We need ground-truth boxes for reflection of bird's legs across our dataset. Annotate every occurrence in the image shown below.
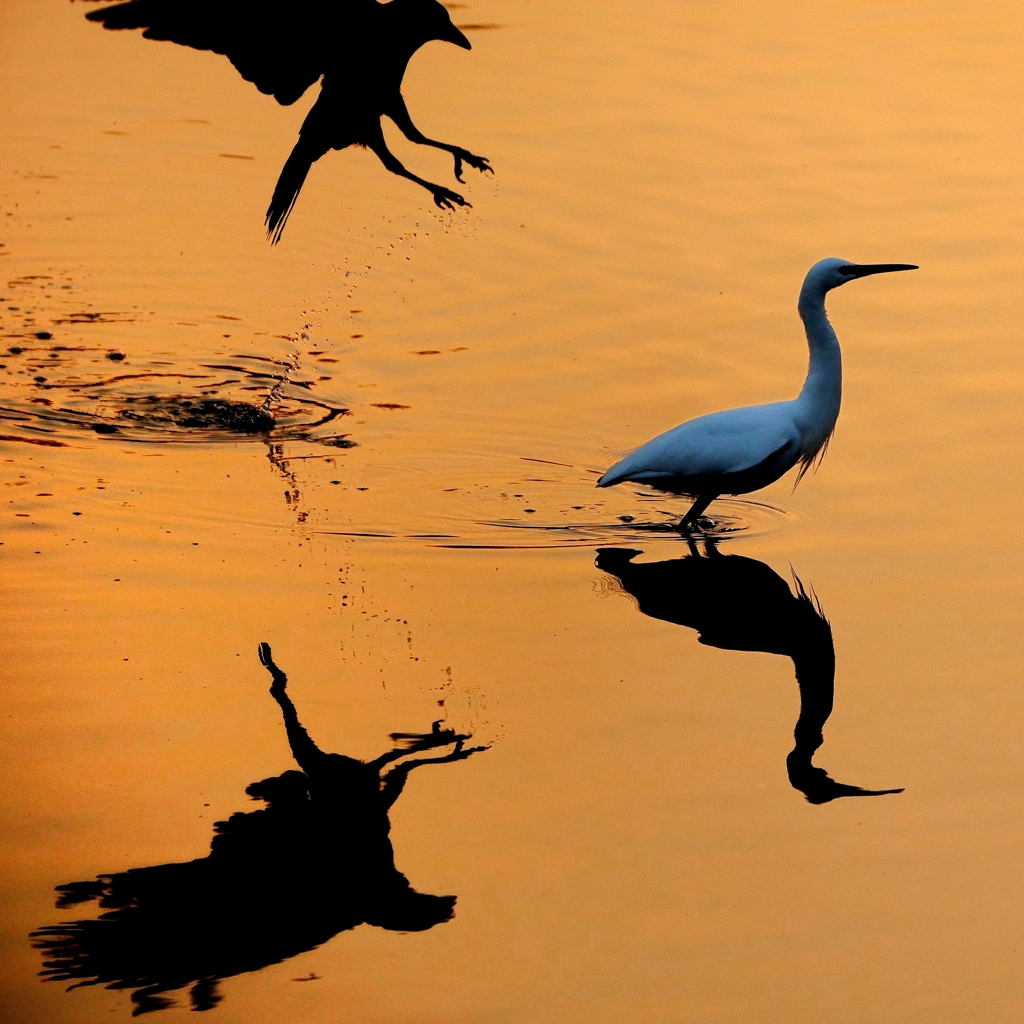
[366,725,472,773]
[679,493,717,532]
[366,125,469,211]
[396,738,491,770]
[387,98,492,182]
[379,738,489,810]
[257,642,332,773]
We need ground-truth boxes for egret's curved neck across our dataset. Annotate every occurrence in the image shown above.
[795,281,842,442]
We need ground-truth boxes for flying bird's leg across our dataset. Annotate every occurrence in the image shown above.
[387,98,492,183]
[366,127,470,211]
[678,494,717,533]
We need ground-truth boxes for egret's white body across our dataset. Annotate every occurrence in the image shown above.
[597,258,917,526]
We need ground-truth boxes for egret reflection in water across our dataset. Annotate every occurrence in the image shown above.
[31,643,488,1015]
[595,544,903,804]
[86,0,493,242]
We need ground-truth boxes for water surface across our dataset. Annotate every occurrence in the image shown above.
[2,1,1024,1021]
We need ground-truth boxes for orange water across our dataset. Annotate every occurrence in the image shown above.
[2,1,1023,1021]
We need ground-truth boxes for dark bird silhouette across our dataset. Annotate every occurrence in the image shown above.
[85,0,493,242]
[595,543,904,804]
[31,643,488,1015]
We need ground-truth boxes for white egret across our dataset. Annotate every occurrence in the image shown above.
[597,258,918,528]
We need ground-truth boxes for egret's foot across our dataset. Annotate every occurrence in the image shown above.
[675,514,717,535]
[452,149,492,182]
[431,185,470,210]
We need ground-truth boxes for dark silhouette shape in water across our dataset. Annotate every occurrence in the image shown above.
[595,543,904,804]
[86,0,492,242]
[31,642,488,1015]
[118,397,276,434]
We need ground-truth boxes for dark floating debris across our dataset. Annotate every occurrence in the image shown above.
[117,397,275,434]
[1,343,353,452]
[35,331,52,340]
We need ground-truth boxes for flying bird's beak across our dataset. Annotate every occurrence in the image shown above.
[442,23,472,49]
[843,263,919,278]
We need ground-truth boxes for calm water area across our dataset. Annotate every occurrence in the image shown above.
[2,1,1023,1020]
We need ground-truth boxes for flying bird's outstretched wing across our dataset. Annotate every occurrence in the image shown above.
[85,0,372,105]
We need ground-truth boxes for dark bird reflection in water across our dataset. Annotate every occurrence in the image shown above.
[31,643,488,1015]
[86,0,493,242]
[595,544,903,804]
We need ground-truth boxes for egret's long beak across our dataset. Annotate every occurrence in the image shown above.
[843,263,919,278]
[441,23,472,49]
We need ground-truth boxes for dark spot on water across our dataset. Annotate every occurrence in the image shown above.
[618,515,635,523]
[35,331,52,340]
[106,352,126,361]
[118,398,274,434]
[33,376,46,383]
[92,422,118,434]
[8,347,22,354]
[321,435,355,448]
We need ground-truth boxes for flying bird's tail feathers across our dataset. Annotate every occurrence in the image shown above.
[266,137,326,245]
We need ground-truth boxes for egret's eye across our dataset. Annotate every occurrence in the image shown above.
[836,265,859,277]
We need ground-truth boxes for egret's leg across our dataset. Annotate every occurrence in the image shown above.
[679,493,717,531]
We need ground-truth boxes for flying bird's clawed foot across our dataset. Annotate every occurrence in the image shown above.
[432,185,470,211]
[451,149,492,183]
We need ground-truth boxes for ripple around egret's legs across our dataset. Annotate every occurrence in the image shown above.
[468,498,793,548]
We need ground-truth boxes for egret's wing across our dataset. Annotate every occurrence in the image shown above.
[86,0,371,105]
[600,403,800,485]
